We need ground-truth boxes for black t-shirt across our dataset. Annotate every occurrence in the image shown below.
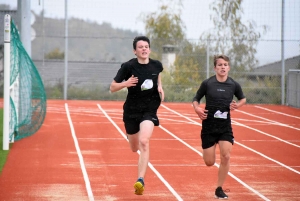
[114,58,163,113]
[193,75,245,121]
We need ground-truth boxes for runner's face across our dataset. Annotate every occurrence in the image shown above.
[214,58,230,77]
[134,40,150,59]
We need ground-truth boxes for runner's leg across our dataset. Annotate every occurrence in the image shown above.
[137,120,154,178]
[217,141,232,187]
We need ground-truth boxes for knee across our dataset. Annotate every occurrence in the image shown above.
[220,153,230,164]
[203,152,216,166]
[131,148,139,152]
[139,138,149,150]
[129,144,139,152]
[204,160,215,166]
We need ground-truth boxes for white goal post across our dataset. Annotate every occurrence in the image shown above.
[3,14,11,150]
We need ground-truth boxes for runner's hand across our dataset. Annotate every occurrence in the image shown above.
[195,107,208,120]
[230,100,238,110]
[126,75,138,87]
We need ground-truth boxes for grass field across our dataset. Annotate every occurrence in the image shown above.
[0,109,10,174]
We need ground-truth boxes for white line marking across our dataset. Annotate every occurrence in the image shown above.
[254,105,300,119]
[65,103,94,201]
[77,137,198,141]
[162,104,299,200]
[97,104,183,201]
[158,125,271,201]
[236,110,300,131]
[160,117,199,124]
[234,140,300,175]
[161,104,202,126]
[232,118,276,124]
[232,119,300,148]
[162,104,300,174]
[161,105,203,127]
[241,140,300,142]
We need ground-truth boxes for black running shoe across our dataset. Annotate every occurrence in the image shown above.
[215,186,228,199]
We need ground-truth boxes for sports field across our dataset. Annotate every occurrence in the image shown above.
[0,100,300,200]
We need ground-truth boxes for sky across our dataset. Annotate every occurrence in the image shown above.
[2,0,299,65]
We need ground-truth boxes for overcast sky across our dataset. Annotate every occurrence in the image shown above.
[2,0,299,65]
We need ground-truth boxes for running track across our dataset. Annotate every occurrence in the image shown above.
[0,100,300,200]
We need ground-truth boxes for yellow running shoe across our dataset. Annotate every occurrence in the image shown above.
[134,178,145,195]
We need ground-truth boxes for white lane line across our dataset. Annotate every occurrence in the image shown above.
[234,139,300,175]
[77,138,199,141]
[232,119,300,148]
[159,117,199,124]
[241,140,300,142]
[162,104,300,174]
[232,118,276,124]
[97,104,183,201]
[162,104,300,201]
[65,103,94,201]
[161,104,202,126]
[254,105,300,119]
[236,110,300,131]
[158,125,271,201]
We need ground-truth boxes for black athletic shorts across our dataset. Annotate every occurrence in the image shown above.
[123,112,159,134]
[201,119,234,149]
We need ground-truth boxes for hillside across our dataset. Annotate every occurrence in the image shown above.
[31,12,142,62]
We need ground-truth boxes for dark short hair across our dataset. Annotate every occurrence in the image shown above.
[133,36,150,50]
[213,54,230,66]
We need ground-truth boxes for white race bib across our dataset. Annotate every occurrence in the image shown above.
[214,110,228,119]
[141,79,153,91]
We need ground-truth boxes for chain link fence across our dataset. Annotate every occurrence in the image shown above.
[0,0,299,105]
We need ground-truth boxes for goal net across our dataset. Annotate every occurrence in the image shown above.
[3,15,47,149]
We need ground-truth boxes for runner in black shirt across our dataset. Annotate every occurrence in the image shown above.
[192,54,246,199]
[110,36,164,195]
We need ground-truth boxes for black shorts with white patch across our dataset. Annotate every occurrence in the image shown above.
[123,112,159,134]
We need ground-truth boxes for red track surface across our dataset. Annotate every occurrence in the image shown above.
[0,100,300,200]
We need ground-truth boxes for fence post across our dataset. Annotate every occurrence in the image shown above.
[3,14,11,150]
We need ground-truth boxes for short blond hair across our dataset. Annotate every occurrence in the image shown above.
[214,54,230,66]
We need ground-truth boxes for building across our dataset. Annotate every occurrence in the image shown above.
[250,55,300,77]
[161,44,176,72]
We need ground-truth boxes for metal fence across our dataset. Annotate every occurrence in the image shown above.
[0,0,299,104]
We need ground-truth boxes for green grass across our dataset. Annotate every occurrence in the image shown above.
[0,108,10,174]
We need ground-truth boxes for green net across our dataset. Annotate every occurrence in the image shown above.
[9,20,47,141]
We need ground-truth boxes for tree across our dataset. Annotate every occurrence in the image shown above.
[172,41,207,91]
[141,0,186,60]
[201,0,268,72]
[45,48,64,60]
[141,0,207,101]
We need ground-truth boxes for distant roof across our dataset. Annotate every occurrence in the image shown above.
[253,55,300,76]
